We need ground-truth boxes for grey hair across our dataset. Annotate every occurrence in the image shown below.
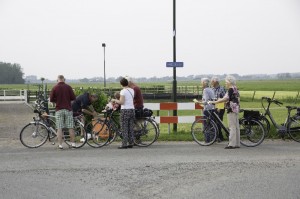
[211,76,219,83]
[201,78,210,87]
[225,75,236,85]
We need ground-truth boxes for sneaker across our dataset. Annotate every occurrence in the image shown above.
[58,145,63,149]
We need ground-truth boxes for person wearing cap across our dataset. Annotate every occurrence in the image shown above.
[210,75,240,149]
[211,76,226,142]
[50,75,76,149]
[125,76,144,109]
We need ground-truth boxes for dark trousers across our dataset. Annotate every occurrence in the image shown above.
[216,109,225,140]
[120,109,135,146]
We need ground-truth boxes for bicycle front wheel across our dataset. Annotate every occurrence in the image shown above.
[191,117,218,146]
[64,121,87,148]
[20,122,49,148]
[287,118,300,142]
[240,119,265,147]
[134,118,159,147]
[85,119,111,148]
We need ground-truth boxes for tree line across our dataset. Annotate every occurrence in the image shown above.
[0,62,25,84]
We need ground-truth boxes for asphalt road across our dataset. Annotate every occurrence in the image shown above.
[0,103,300,199]
[0,140,299,199]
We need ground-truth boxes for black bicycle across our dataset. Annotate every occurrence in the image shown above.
[85,108,160,147]
[242,97,300,142]
[191,109,265,147]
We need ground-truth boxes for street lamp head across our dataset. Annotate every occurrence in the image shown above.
[102,43,106,47]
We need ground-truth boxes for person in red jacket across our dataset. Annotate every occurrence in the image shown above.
[50,75,76,149]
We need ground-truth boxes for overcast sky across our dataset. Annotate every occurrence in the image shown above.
[1,0,300,80]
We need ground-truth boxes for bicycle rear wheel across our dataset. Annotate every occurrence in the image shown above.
[64,121,87,148]
[20,122,49,148]
[85,119,111,148]
[191,118,217,146]
[287,118,300,142]
[240,119,265,147]
[134,118,159,147]
[259,116,270,137]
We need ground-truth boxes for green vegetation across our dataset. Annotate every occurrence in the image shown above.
[0,62,24,84]
[1,79,299,141]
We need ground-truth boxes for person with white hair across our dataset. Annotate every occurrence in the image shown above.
[125,76,144,109]
[210,75,240,149]
[200,77,215,143]
[211,76,226,142]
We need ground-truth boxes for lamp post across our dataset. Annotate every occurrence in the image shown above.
[102,43,106,87]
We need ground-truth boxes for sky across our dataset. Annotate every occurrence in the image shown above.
[1,0,300,80]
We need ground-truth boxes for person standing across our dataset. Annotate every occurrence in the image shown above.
[211,75,240,149]
[50,75,76,149]
[125,76,144,109]
[111,77,135,149]
[211,76,226,142]
[201,78,215,143]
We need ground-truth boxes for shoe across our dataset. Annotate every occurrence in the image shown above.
[70,143,76,149]
[127,145,133,148]
[58,145,63,150]
[224,146,235,149]
[118,146,128,149]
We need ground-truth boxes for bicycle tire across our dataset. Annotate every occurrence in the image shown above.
[20,122,49,148]
[240,119,265,147]
[134,118,159,147]
[259,116,270,137]
[85,119,111,148]
[191,117,218,146]
[287,118,300,142]
[46,118,57,140]
[64,120,87,148]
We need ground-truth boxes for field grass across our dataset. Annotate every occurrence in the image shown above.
[1,79,299,142]
[1,79,300,91]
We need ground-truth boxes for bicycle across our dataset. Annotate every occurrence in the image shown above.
[242,97,300,142]
[85,108,160,147]
[20,108,87,148]
[191,108,265,147]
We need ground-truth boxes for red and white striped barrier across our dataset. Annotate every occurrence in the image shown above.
[144,102,203,124]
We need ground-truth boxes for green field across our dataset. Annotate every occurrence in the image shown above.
[1,79,300,141]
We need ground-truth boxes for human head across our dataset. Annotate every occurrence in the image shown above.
[120,77,129,87]
[210,76,220,88]
[114,91,120,100]
[225,75,236,86]
[201,77,210,88]
[89,93,98,102]
[57,75,65,82]
[125,76,133,86]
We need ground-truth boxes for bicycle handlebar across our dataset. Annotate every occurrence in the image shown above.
[261,97,283,106]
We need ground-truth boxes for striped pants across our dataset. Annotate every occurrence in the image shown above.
[120,109,135,146]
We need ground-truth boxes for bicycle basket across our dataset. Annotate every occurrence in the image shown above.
[243,110,260,119]
[92,121,109,139]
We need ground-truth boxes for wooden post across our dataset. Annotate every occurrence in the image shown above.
[252,91,256,101]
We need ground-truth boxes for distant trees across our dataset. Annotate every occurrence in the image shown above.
[0,62,25,84]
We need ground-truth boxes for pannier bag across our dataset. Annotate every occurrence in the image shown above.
[92,121,109,139]
[243,110,261,120]
[135,108,153,118]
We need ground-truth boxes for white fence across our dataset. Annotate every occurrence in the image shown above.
[0,90,27,101]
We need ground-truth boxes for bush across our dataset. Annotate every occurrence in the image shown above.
[74,87,108,122]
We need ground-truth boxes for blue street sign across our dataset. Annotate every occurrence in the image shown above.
[166,62,184,67]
